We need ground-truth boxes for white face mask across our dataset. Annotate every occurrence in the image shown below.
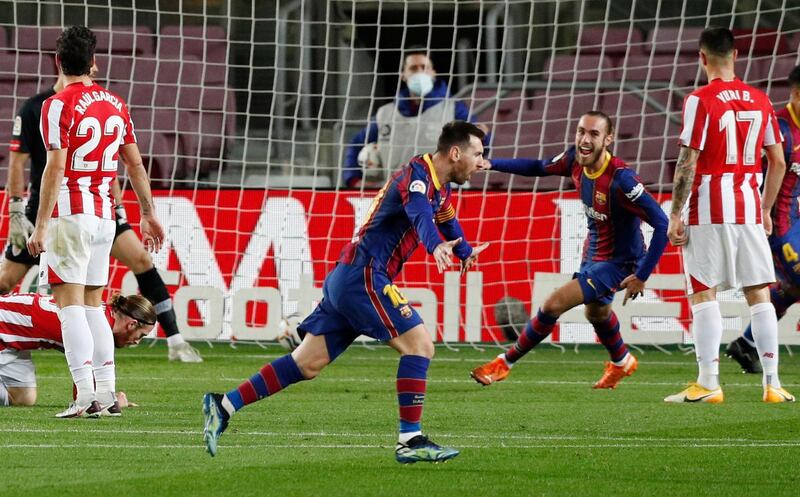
[407,72,434,97]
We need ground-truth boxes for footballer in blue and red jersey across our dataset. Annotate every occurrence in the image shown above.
[470,112,668,390]
[203,122,486,463]
[490,146,669,305]
[299,153,474,357]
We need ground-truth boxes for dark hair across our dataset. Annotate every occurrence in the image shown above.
[56,25,96,76]
[583,110,615,135]
[109,294,157,327]
[437,120,485,154]
[403,46,431,68]
[788,65,800,88]
[699,27,735,57]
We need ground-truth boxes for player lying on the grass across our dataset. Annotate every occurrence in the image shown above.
[470,111,668,389]
[725,64,800,375]
[2,58,200,363]
[203,120,489,464]
[0,293,155,414]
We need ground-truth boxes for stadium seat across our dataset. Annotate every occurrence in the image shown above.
[733,29,791,56]
[578,26,645,56]
[645,26,705,56]
[0,26,7,51]
[158,25,227,63]
[545,54,619,82]
[94,54,135,85]
[13,25,62,52]
[0,52,57,82]
[93,26,155,55]
[127,108,182,188]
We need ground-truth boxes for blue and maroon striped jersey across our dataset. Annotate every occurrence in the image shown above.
[339,153,472,279]
[491,146,668,281]
[772,104,800,239]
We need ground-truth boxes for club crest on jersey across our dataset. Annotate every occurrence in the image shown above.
[595,191,607,205]
[625,182,644,202]
[399,305,413,319]
[409,180,426,195]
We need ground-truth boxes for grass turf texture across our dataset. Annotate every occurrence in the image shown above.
[2,342,798,497]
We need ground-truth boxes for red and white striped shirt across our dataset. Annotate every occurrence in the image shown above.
[39,81,136,220]
[0,294,64,352]
[679,78,781,225]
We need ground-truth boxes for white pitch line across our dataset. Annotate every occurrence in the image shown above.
[2,427,799,445]
[29,374,800,388]
[111,352,701,366]
[3,442,799,450]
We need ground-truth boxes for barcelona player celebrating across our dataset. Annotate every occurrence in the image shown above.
[203,121,489,463]
[471,111,668,389]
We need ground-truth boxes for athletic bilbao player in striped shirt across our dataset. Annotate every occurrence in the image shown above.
[0,293,155,412]
[665,27,794,404]
[26,26,165,418]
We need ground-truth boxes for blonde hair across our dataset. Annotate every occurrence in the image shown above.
[108,294,156,327]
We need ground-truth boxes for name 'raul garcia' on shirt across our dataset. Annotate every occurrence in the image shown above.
[75,90,123,115]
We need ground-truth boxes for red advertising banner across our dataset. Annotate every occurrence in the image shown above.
[1,189,701,342]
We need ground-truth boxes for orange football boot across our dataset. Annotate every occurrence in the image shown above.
[470,356,511,386]
[593,354,638,389]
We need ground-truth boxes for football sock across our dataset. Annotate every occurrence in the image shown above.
[498,353,514,368]
[591,312,629,364]
[750,302,781,388]
[85,306,116,406]
[505,309,558,363]
[224,354,305,414]
[0,382,9,406]
[397,355,429,443]
[691,301,722,390]
[742,286,796,346]
[136,267,182,338]
[166,334,186,347]
[59,305,96,405]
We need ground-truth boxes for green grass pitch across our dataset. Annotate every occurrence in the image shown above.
[2,342,798,497]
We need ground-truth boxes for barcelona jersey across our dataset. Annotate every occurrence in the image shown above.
[340,153,472,279]
[491,146,668,282]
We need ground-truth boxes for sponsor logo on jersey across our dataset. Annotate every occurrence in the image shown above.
[409,180,427,194]
[583,204,608,221]
[12,116,22,136]
[625,182,645,202]
[595,191,606,205]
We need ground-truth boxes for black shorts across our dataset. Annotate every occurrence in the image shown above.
[3,219,133,266]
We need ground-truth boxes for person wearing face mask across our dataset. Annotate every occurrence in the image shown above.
[343,48,489,188]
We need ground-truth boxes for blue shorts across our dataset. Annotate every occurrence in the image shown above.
[573,260,634,305]
[771,224,800,289]
[297,263,424,359]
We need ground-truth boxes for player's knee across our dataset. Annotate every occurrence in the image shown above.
[584,307,611,323]
[8,388,37,406]
[131,251,154,274]
[541,298,566,318]
[294,355,329,380]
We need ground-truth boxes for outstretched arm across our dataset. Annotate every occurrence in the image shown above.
[483,147,576,177]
